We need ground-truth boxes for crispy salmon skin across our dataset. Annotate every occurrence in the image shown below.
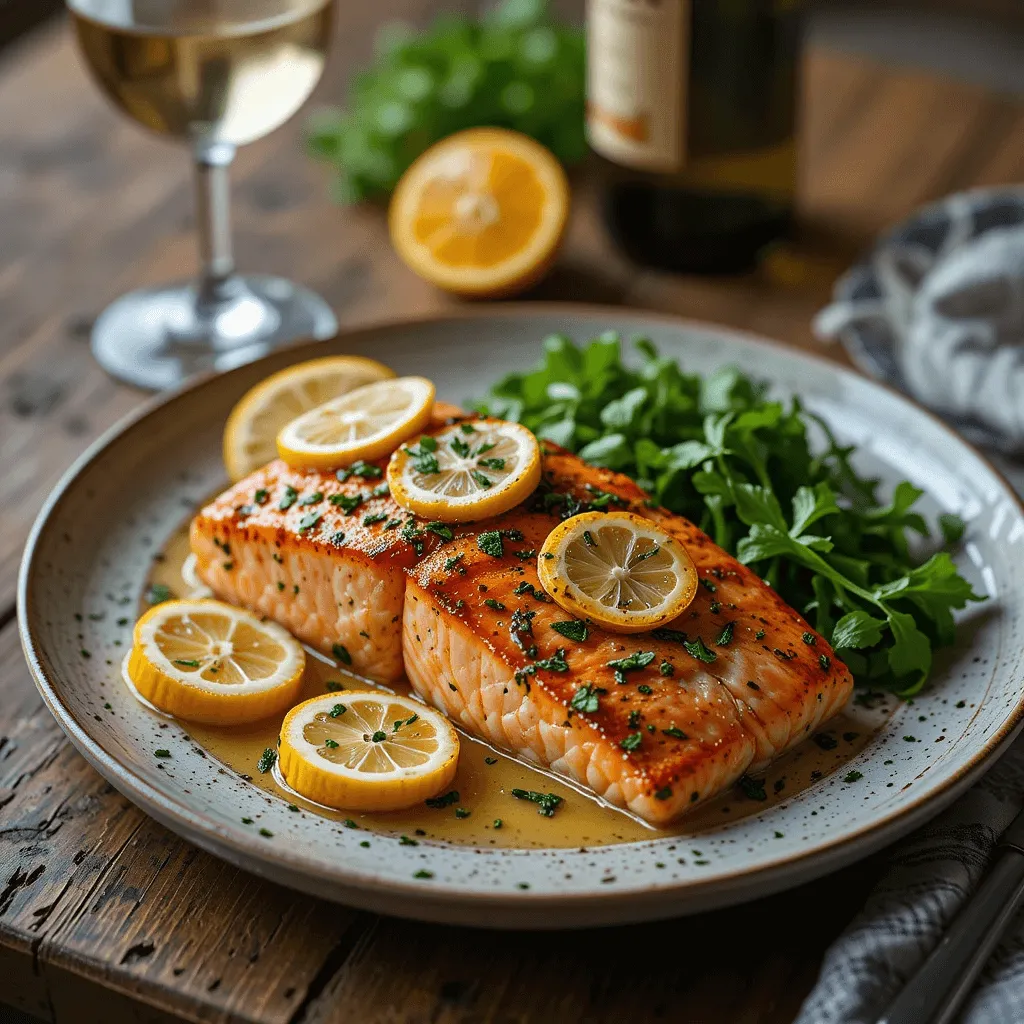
[192,429,852,825]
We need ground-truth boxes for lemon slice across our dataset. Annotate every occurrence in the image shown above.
[223,356,395,481]
[276,376,436,471]
[127,599,305,724]
[537,511,698,634]
[387,419,541,523]
[389,127,569,298]
[278,692,459,811]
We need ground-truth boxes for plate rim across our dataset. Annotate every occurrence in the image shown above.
[18,302,1024,924]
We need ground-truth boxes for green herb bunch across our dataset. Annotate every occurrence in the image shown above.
[308,0,585,203]
[478,333,981,695]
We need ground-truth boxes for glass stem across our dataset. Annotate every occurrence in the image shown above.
[193,140,237,307]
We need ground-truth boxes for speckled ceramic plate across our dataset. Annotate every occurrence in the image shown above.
[19,306,1024,928]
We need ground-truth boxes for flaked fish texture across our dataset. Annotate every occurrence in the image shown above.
[192,432,853,825]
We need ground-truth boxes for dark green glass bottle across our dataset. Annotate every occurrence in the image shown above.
[587,0,803,274]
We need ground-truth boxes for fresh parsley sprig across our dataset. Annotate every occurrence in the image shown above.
[308,0,585,203]
[477,333,981,695]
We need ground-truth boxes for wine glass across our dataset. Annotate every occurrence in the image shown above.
[67,0,339,390]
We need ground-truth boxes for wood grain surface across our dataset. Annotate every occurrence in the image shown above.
[3,3,1024,1021]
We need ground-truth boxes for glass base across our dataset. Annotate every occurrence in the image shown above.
[91,274,338,391]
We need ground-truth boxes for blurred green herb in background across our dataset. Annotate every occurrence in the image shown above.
[307,0,586,203]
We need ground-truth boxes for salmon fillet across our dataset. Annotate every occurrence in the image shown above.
[192,427,853,825]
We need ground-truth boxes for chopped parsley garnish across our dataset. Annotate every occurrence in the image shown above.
[332,643,352,665]
[257,748,277,773]
[651,627,688,645]
[479,457,506,470]
[325,681,344,692]
[738,775,767,801]
[154,749,171,758]
[400,521,425,555]
[404,438,440,474]
[330,703,347,718]
[654,786,673,800]
[413,869,433,879]
[477,531,503,557]
[819,654,832,671]
[607,650,655,673]
[659,661,674,677]
[173,659,200,668]
[843,770,864,783]
[279,486,298,510]
[570,684,602,713]
[425,790,459,809]
[637,684,653,695]
[511,789,563,817]
[460,423,477,434]
[633,545,660,562]
[444,554,465,572]
[551,620,588,643]
[683,637,717,663]
[583,530,596,547]
[363,511,388,526]
[370,730,387,743]
[484,599,506,611]
[492,818,503,828]
[450,436,471,458]
[299,491,323,506]
[323,738,339,749]
[485,756,498,765]
[259,828,274,838]
[627,709,641,728]
[455,808,471,819]
[336,460,382,481]
[253,488,269,505]
[330,492,364,514]
[297,510,322,533]
[470,469,493,489]
[399,835,419,846]
[620,731,642,752]
[662,726,687,740]
[714,622,735,647]
[755,629,766,640]
[513,548,537,560]
[146,583,173,605]
[802,631,817,646]
[344,819,359,829]
[425,522,454,541]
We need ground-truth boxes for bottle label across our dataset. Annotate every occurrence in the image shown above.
[586,0,688,172]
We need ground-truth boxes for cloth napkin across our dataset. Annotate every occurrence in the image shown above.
[815,188,1024,456]
[795,736,1024,1023]
[803,190,1024,1022]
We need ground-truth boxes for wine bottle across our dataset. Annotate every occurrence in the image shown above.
[586,0,803,274]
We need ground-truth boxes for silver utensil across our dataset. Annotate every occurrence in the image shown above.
[877,805,1024,1024]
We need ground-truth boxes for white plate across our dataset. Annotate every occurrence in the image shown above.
[19,306,1024,928]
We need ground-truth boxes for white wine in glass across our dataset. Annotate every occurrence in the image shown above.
[68,0,339,390]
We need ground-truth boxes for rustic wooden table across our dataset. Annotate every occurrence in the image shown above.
[3,4,1024,1022]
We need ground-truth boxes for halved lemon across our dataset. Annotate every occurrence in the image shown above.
[537,511,699,634]
[223,356,395,481]
[387,419,541,522]
[278,692,459,811]
[127,599,305,724]
[276,376,435,471]
[389,127,570,298]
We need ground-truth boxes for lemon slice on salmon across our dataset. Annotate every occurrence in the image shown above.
[223,356,395,482]
[278,692,459,811]
[127,599,305,724]
[388,127,569,298]
[276,376,436,471]
[537,512,699,634]
[387,419,541,522]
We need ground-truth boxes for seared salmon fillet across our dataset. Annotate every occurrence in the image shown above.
[191,460,436,682]
[405,452,852,824]
[192,425,853,824]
